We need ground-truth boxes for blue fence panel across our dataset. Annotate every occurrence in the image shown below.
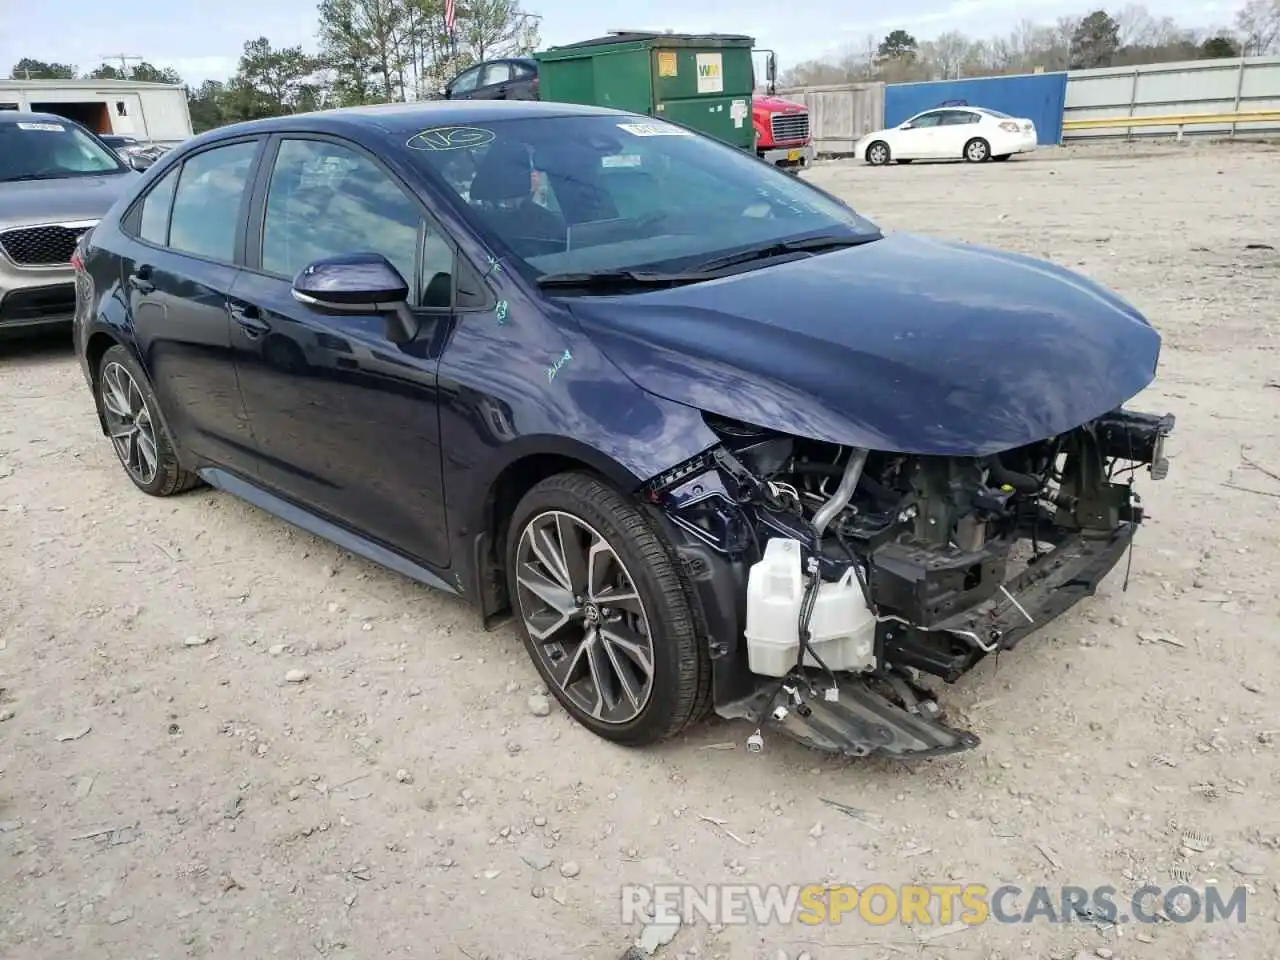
[883,73,1068,145]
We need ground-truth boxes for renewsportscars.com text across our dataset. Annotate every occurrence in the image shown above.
[621,883,1248,926]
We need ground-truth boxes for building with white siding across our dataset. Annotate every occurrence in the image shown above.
[0,78,193,144]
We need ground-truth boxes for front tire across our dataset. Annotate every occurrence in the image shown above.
[97,345,200,497]
[964,137,991,163]
[505,472,710,746]
[865,140,891,165]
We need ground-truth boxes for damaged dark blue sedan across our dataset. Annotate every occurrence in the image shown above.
[73,100,1174,759]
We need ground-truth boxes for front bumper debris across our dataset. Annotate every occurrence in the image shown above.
[650,404,1174,760]
[720,668,979,759]
[887,522,1139,682]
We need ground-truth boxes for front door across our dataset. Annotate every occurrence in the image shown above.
[230,135,457,568]
[446,66,482,100]
[118,137,263,476]
[896,111,944,159]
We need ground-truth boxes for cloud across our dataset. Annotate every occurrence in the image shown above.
[155,56,241,84]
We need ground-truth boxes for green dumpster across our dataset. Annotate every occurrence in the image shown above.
[533,33,756,152]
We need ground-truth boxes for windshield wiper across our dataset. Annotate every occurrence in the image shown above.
[691,233,881,273]
[536,269,707,291]
[535,233,883,293]
[0,170,122,183]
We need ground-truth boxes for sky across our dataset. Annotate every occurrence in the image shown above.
[0,0,1247,86]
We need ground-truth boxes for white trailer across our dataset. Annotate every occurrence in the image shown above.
[0,78,194,145]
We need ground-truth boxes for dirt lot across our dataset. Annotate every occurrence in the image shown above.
[2,140,1278,960]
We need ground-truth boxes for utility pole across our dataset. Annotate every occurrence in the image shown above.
[98,54,144,76]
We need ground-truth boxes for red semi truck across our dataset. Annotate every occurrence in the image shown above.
[752,50,815,172]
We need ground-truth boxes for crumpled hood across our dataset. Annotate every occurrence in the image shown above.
[754,94,807,113]
[0,172,136,230]
[566,232,1162,457]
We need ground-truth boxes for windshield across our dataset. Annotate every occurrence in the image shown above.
[406,115,880,279]
[0,120,126,182]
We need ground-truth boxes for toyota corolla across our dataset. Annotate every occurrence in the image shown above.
[73,101,1173,759]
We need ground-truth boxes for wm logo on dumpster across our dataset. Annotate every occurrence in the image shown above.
[695,53,724,93]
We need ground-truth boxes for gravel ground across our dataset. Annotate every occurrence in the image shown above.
[2,139,1278,960]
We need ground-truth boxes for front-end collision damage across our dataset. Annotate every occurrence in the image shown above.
[642,406,1174,760]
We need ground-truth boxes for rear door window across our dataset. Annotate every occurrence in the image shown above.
[482,62,513,86]
[167,141,259,262]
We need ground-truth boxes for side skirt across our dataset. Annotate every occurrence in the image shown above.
[198,467,460,597]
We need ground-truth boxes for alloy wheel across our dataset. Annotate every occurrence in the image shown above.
[514,510,656,724]
[966,139,989,162]
[868,143,888,165]
[100,361,159,486]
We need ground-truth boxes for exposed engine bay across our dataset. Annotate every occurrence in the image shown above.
[644,407,1174,760]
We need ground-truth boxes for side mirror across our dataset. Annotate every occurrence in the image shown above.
[127,153,148,171]
[440,86,451,100]
[291,253,418,344]
[766,54,777,95]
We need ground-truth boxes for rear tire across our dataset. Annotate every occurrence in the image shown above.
[964,137,991,163]
[865,141,891,166]
[96,345,200,497]
[504,472,710,746]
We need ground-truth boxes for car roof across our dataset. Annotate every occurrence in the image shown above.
[0,110,85,126]
[191,99,626,145]
[459,55,536,65]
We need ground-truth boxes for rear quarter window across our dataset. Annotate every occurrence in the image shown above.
[139,167,179,245]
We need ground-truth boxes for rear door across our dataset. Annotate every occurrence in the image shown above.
[936,109,982,158]
[506,61,539,100]
[228,133,485,568]
[115,137,264,476]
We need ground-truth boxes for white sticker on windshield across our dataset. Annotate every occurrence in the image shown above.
[17,122,65,132]
[617,122,693,137]
[601,154,642,168]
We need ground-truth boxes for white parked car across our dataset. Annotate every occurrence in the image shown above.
[855,106,1037,165]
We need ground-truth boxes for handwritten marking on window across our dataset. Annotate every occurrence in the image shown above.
[495,300,509,325]
[405,126,495,151]
[546,349,572,382]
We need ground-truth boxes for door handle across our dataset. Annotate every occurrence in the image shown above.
[127,265,154,294]
[227,300,270,337]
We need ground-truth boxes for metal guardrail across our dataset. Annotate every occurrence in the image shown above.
[1062,109,1280,138]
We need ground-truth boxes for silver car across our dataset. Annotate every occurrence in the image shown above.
[0,112,139,337]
